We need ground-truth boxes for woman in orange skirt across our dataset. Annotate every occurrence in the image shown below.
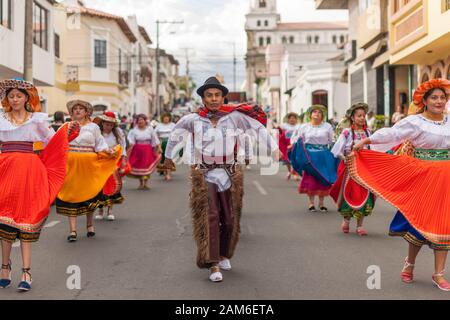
[56,100,121,242]
[352,79,450,290]
[0,78,78,291]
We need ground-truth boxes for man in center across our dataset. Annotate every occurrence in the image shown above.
[164,76,278,282]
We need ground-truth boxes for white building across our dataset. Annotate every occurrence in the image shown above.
[0,0,56,87]
[245,0,348,103]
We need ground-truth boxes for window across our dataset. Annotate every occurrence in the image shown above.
[307,36,312,44]
[282,36,287,44]
[264,20,268,27]
[393,0,401,13]
[332,35,337,44]
[315,36,319,44]
[259,0,267,8]
[421,73,429,83]
[138,45,142,65]
[33,1,48,50]
[266,37,271,45]
[340,35,345,43]
[94,39,107,68]
[435,69,442,79]
[445,0,450,11]
[289,36,294,44]
[54,33,60,58]
[257,20,261,27]
[0,0,12,29]
[118,49,122,73]
[259,37,264,46]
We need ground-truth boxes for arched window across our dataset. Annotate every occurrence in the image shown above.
[435,69,442,79]
[289,36,294,44]
[266,37,271,45]
[421,73,429,83]
[257,20,261,27]
[340,35,345,43]
[259,37,264,46]
[332,35,337,44]
[282,36,287,44]
[315,36,319,44]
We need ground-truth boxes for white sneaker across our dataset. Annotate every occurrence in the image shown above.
[95,215,104,220]
[209,271,223,282]
[218,259,232,271]
[107,214,115,221]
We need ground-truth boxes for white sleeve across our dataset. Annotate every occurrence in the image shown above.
[165,114,194,160]
[149,127,160,147]
[118,128,127,156]
[38,122,56,146]
[370,117,418,146]
[94,125,109,152]
[331,131,348,158]
[235,113,278,154]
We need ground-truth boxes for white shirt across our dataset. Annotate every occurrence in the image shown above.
[155,122,176,139]
[370,114,450,151]
[127,126,160,146]
[71,122,109,152]
[332,128,371,158]
[102,128,127,156]
[280,123,301,139]
[0,112,54,145]
[165,112,278,191]
[291,122,334,145]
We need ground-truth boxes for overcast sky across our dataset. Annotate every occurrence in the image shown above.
[79,0,348,92]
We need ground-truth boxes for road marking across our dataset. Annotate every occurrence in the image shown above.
[253,180,268,196]
[44,220,61,228]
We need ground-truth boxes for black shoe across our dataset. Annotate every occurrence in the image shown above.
[308,206,317,212]
[87,225,95,238]
[320,206,328,213]
[67,231,77,242]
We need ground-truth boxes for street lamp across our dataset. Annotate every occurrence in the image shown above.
[155,20,184,119]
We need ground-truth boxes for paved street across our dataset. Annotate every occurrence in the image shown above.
[0,164,448,300]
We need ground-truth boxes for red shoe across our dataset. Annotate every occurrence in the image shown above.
[341,220,350,234]
[401,257,414,283]
[356,227,368,236]
[432,270,450,291]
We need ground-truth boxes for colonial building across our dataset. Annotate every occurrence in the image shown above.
[245,0,348,106]
[0,0,57,111]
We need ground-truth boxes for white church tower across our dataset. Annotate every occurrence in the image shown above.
[245,0,280,101]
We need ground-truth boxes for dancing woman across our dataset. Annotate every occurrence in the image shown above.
[0,79,78,291]
[155,113,176,181]
[331,103,375,236]
[351,79,450,290]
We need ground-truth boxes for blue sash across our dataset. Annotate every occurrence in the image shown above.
[289,138,339,187]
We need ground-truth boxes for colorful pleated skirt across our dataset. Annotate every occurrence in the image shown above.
[330,161,375,219]
[101,160,131,207]
[56,145,122,217]
[0,126,69,242]
[348,148,450,250]
[128,141,161,180]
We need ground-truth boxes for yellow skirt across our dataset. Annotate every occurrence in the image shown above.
[57,146,122,203]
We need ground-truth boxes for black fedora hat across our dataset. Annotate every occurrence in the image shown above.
[196,76,229,97]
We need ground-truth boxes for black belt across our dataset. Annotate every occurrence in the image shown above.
[195,162,238,176]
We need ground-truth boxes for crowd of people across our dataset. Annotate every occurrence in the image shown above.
[0,75,449,293]
[278,77,450,291]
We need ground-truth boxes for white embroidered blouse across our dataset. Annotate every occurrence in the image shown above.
[103,127,127,156]
[290,122,334,146]
[332,128,371,158]
[127,126,160,146]
[0,112,54,145]
[155,123,176,139]
[70,122,109,152]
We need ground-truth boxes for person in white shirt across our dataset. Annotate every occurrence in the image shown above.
[155,113,176,181]
[279,113,301,181]
[163,76,278,283]
[127,114,162,190]
[95,112,128,221]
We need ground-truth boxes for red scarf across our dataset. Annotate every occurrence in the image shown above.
[197,104,267,126]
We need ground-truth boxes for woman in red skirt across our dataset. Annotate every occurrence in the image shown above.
[0,78,78,292]
[127,114,162,189]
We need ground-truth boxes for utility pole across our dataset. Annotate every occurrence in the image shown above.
[24,0,33,82]
[180,47,193,100]
[155,19,184,119]
[233,42,237,92]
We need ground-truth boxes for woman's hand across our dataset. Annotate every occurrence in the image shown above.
[352,138,370,152]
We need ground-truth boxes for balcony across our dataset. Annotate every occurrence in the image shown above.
[315,0,348,10]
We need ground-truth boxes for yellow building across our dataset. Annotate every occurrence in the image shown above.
[389,0,450,82]
[39,1,139,116]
